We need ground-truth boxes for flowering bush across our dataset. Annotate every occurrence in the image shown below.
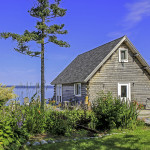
[134,101,145,110]
[22,102,46,134]
[0,105,29,150]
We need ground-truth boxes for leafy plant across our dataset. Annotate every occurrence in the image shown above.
[0,84,17,108]
[0,106,29,150]
[22,101,46,134]
[92,92,140,131]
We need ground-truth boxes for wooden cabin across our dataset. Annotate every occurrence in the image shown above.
[51,36,150,105]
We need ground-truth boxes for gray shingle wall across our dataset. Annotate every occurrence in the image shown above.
[53,83,87,102]
[88,43,150,104]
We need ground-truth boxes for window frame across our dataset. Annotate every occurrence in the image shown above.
[118,83,131,101]
[74,83,81,97]
[56,84,62,103]
[119,48,128,62]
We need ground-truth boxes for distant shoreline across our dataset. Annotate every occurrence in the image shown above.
[6,85,53,88]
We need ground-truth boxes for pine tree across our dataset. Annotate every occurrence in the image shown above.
[0,0,69,110]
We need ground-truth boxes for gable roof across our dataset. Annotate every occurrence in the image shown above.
[51,36,150,85]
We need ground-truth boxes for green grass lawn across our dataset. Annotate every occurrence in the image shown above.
[24,126,150,150]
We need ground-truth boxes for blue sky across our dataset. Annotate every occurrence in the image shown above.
[0,0,150,85]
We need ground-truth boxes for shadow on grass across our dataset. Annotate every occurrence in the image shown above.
[26,134,143,150]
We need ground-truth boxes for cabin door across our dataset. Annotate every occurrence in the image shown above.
[56,84,62,104]
[118,83,131,102]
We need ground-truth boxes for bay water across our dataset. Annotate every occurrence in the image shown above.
[12,86,54,105]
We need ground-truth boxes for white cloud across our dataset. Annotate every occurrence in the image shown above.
[124,0,150,29]
[107,0,150,38]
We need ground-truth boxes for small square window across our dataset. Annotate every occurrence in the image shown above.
[119,48,128,62]
[74,83,81,96]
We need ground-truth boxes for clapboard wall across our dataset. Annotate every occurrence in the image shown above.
[88,43,150,104]
[53,83,87,102]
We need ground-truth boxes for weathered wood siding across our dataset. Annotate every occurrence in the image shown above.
[54,83,87,102]
[88,43,150,104]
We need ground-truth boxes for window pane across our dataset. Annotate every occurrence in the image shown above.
[57,96,59,102]
[121,86,127,97]
[78,84,81,95]
[75,84,77,95]
[121,51,125,59]
[77,84,79,95]
[75,83,81,95]
[56,85,59,96]
[59,86,62,95]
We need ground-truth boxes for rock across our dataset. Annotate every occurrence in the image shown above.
[41,140,48,145]
[26,142,31,146]
[47,140,53,143]
[33,141,40,146]
[105,134,110,136]
[83,137,88,140]
[63,139,67,142]
[145,118,150,124]
[73,139,77,141]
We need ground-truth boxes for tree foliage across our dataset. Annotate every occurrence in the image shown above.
[0,0,69,57]
[0,0,69,110]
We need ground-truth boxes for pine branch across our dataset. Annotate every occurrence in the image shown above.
[50,3,66,18]
[14,42,41,57]
[0,32,41,57]
[48,35,70,47]
[46,24,68,34]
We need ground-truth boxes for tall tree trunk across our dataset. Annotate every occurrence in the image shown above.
[41,17,45,110]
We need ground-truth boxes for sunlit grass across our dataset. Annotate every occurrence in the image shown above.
[25,126,150,150]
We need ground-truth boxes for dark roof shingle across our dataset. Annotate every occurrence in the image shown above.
[51,36,124,84]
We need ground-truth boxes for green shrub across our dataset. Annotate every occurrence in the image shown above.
[0,107,29,150]
[92,92,139,131]
[45,109,94,136]
[22,103,46,134]
[0,84,17,108]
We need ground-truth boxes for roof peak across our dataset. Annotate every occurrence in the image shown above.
[78,35,126,56]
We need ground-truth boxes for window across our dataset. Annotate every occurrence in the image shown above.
[118,83,131,101]
[119,48,128,62]
[121,86,127,97]
[74,83,81,96]
[56,84,62,103]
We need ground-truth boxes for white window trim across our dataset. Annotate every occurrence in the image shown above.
[56,84,62,103]
[119,48,128,62]
[74,83,81,97]
[118,83,131,101]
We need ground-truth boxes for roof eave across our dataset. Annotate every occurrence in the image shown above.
[51,81,87,85]
[84,36,126,82]
[125,37,150,74]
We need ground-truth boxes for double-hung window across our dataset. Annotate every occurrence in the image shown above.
[56,84,62,103]
[119,48,128,62]
[74,83,81,96]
